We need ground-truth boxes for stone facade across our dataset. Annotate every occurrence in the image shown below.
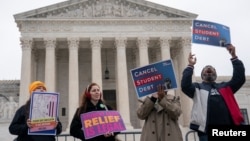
[13,0,198,131]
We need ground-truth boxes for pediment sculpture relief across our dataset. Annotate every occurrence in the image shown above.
[29,0,183,19]
[0,96,18,120]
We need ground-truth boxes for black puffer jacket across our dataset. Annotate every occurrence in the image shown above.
[70,100,120,141]
[9,105,62,141]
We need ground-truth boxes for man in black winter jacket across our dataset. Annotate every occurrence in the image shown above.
[181,44,245,141]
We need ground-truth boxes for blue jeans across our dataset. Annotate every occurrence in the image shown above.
[197,131,208,141]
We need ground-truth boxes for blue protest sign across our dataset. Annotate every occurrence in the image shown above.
[192,20,231,47]
[130,59,177,98]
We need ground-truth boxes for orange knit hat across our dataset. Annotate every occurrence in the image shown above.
[29,81,47,94]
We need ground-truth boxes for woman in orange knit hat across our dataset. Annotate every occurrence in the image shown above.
[9,81,62,141]
[28,81,47,94]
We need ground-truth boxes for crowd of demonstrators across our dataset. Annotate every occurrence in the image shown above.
[7,44,246,141]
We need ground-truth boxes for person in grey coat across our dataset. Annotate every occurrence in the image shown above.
[137,85,183,141]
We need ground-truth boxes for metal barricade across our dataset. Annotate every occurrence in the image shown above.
[56,130,142,141]
[185,130,198,141]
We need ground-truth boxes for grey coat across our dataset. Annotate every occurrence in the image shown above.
[137,95,183,141]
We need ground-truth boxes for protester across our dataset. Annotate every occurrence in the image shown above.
[9,81,62,141]
[137,85,183,141]
[70,82,120,141]
[181,44,246,141]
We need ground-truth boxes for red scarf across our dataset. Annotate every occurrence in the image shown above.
[219,86,244,125]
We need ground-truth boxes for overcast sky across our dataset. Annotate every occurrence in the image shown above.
[0,0,249,80]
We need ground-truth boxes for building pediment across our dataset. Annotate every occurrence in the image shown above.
[14,0,197,20]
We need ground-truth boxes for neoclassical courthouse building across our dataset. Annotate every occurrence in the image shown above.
[1,0,248,133]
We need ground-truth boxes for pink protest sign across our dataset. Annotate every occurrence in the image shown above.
[80,110,126,139]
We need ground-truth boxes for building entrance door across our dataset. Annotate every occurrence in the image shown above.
[103,90,116,110]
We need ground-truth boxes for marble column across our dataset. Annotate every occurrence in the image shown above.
[90,37,103,86]
[171,49,181,96]
[179,37,193,127]
[159,37,171,60]
[137,37,149,66]
[115,37,133,129]
[67,37,80,130]
[44,38,56,92]
[136,37,149,127]
[19,38,33,106]
[159,37,177,97]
